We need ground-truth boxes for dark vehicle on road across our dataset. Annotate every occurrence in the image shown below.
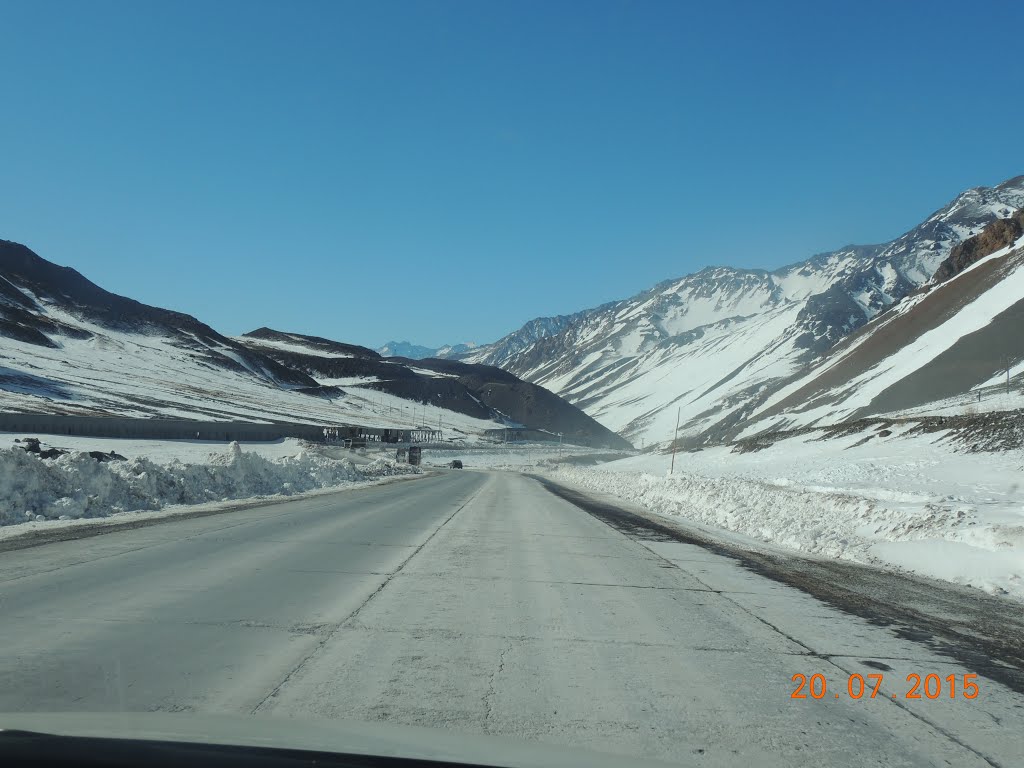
[449,459,463,469]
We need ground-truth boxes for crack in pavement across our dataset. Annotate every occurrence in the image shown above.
[248,483,487,715]
[482,637,514,732]
[386,572,728,591]
[284,568,392,575]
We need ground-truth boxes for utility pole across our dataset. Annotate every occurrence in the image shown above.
[670,407,680,475]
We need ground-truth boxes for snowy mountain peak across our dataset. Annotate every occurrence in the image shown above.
[377,340,478,359]
[462,174,1024,447]
[875,175,1024,283]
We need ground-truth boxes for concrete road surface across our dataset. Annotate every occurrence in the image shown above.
[0,470,1020,766]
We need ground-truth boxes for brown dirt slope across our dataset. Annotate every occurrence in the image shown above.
[755,247,1024,424]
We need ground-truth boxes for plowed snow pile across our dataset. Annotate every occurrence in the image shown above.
[0,442,417,526]
[551,426,1024,601]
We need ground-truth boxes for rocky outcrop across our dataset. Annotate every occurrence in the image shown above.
[933,209,1024,284]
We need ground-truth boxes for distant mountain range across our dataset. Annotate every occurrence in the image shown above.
[5,174,1021,451]
[0,240,627,448]
[454,175,1024,446]
[377,340,478,359]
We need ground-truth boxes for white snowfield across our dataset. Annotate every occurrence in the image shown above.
[0,437,419,529]
[546,427,1024,602]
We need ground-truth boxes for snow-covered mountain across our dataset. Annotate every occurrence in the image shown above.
[238,328,629,449]
[462,175,1024,446]
[377,340,478,359]
[0,239,331,421]
[0,240,625,446]
[741,210,1024,436]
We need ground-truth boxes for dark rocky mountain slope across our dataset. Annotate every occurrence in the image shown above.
[0,240,624,445]
[240,330,630,448]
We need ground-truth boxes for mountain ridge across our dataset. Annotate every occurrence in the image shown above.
[0,239,317,390]
[458,174,1024,446]
[0,240,624,447]
[377,340,478,359]
[742,215,1024,435]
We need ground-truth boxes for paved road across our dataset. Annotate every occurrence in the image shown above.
[0,471,1020,766]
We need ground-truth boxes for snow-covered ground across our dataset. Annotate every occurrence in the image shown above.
[0,436,420,531]
[545,425,1024,601]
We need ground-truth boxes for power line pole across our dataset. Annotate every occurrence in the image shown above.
[670,407,680,475]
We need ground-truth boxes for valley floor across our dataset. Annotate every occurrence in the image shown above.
[5,429,1021,604]
[2,470,1020,766]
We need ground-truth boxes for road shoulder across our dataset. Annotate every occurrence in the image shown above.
[533,473,1024,696]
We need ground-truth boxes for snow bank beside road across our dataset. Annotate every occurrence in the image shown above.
[0,442,418,527]
[0,434,316,465]
[550,431,1024,601]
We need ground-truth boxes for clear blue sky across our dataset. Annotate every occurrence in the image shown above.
[1,0,1021,349]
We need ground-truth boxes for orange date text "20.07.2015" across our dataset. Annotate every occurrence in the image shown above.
[791,673,980,700]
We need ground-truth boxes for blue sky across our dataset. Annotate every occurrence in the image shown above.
[1,0,1021,349]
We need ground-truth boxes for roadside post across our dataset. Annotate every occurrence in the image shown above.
[670,407,680,475]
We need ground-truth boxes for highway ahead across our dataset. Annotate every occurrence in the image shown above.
[0,471,1020,767]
